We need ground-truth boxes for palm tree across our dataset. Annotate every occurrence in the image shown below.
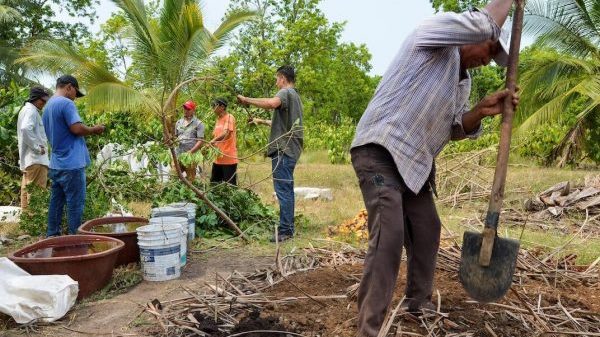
[517,0,600,166]
[0,1,20,23]
[17,0,256,238]
[20,0,253,117]
[0,1,22,83]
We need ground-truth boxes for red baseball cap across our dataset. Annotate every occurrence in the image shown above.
[182,100,197,110]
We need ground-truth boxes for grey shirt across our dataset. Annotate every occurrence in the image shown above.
[268,88,304,160]
[175,117,205,154]
[351,9,499,193]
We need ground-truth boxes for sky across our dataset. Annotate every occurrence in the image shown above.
[61,0,436,76]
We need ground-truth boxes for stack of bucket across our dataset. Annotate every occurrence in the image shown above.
[137,202,197,282]
[167,202,197,241]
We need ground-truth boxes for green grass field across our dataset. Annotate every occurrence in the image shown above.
[236,150,600,264]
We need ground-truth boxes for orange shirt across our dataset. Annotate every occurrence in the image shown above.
[213,113,238,165]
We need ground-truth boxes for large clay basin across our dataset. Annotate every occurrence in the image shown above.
[78,216,148,267]
[9,235,124,299]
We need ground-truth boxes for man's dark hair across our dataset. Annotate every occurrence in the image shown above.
[27,86,52,103]
[276,65,295,83]
[212,98,228,108]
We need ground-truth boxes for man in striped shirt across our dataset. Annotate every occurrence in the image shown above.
[351,0,520,335]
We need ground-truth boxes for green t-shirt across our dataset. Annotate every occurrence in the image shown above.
[268,88,304,160]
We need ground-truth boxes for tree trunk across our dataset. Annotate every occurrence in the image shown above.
[551,122,584,168]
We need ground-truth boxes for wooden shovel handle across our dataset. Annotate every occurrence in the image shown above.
[480,0,525,267]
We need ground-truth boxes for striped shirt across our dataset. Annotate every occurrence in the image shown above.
[351,9,500,193]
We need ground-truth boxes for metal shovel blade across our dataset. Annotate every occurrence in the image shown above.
[459,231,520,303]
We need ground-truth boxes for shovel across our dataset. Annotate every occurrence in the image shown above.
[459,0,525,303]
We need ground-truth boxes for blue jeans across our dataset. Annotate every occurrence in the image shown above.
[47,168,86,236]
[271,154,297,236]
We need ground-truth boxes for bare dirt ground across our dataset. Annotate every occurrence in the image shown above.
[3,245,599,337]
[0,249,274,337]
[261,264,600,337]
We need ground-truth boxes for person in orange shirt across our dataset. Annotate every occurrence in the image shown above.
[209,98,238,185]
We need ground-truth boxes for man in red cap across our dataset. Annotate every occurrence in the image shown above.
[174,100,205,181]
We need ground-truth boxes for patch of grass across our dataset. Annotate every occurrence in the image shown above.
[506,165,595,194]
[298,150,331,164]
[0,222,21,236]
[234,150,599,265]
[439,203,600,265]
[0,236,39,258]
[517,229,600,264]
[230,156,365,256]
[81,264,143,303]
[240,159,363,228]
[0,222,27,256]
[127,201,151,217]
[129,313,153,328]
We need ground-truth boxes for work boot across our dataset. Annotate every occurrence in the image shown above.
[401,299,437,315]
[270,233,293,243]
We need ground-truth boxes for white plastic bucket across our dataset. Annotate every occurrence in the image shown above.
[136,223,181,281]
[151,207,188,219]
[151,207,190,240]
[168,202,197,241]
[149,217,187,267]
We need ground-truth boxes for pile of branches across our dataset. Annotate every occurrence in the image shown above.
[145,245,363,336]
[380,287,600,337]
[436,149,526,207]
[436,244,598,288]
[525,177,600,218]
[372,244,599,337]
[145,243,599,337]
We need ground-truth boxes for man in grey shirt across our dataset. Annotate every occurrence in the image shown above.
[175,100,205,181]
[351,1,519,336]
[237,65,304,242]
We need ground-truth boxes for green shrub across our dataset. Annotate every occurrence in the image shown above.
[0,83,27,205]
[516,124,567,164]
[0,170,20,205]
[305,116,355,164]
[584,110,600,164]
[229,106,271,155]
[442,118,500,155]
[18,164,162,236]
[325,117,355,164]
[19,185,50,236]
[156,182,277,238]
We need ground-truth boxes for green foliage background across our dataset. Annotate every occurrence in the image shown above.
[19,163,277,238]
[2,0,600,240]
[0,84,27,204]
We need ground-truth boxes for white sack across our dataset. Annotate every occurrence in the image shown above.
[0,257,78,324]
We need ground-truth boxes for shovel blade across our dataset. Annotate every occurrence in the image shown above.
[459,231,520,303]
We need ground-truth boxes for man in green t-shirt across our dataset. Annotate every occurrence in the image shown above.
[237,65,304,242]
